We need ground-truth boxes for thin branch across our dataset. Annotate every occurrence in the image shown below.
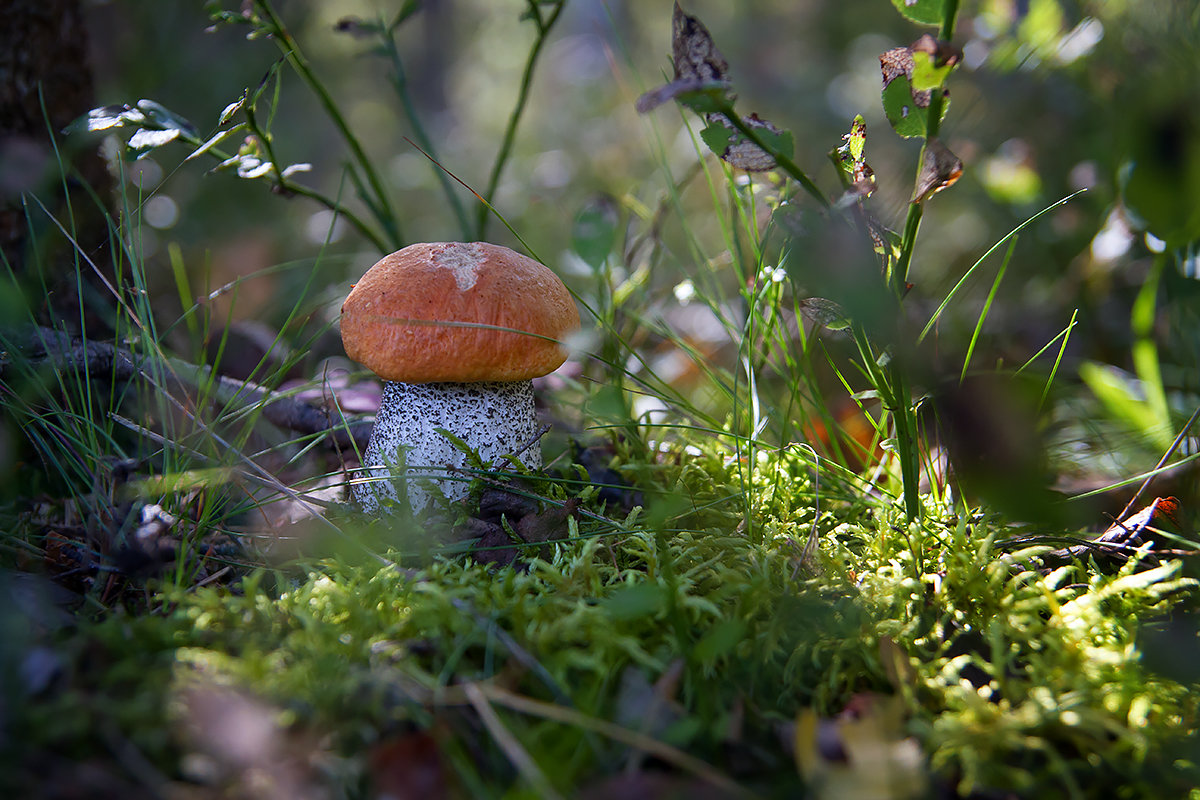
[476,1,568,239]
[379,24,472,238]
[253,0,404,249]
[4,327,372,452]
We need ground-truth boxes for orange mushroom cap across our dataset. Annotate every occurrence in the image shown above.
[341,242,580,383]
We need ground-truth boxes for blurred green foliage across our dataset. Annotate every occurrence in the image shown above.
[79,0,1196,368]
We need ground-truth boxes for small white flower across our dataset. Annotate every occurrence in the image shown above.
[674,279,696,305]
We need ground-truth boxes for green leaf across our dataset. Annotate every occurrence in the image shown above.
[674,84,732,115]
[882,75,943,139]
[432,427,488,470]
[699,121,736,155]
[1078,361,1165,442]
[702,114,793,172]
[832,115,873,193]
[753,125,794,159]
[911,50,954,92]
[889,0,947,26]
[571,199,619,270]
[842,115,867,163]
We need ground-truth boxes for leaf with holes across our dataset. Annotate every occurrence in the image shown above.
[702,114,793,172]
[882,75,936,139]
[833,115,875,196]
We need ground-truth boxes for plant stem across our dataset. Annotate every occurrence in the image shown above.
[889,358,921,521]
[475,1,567,239]
[381,27,473,238]
[887,0,960,520]
[253,0,404,250]
[203,117,390,253]
[714,101,830,209]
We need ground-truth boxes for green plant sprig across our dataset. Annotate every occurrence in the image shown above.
[708,99,831,210]
[249,0,405,249]
[375,19,473,238]
[475,0,568,239]
[881,0,962,521]
[893,0,960,294]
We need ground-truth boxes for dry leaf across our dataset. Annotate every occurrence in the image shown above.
[705,112,788,172]
[879,47,931,108]
[636,4,789,173]
[672,1,729,83]
[910,33,962,70]
[369,732,449,800]
[912,138,962,202]
[633,77,720,114]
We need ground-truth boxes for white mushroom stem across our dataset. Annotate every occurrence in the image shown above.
[353,380,541,513]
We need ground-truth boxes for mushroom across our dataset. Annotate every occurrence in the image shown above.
[340,242,580,512]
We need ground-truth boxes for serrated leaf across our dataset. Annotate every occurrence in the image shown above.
[889,0,947,26]
[700,121,736,155]
[674,83,734,115]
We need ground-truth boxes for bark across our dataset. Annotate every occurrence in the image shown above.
[1,0,115,334]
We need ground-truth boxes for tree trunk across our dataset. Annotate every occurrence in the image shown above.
[1,0,115,334]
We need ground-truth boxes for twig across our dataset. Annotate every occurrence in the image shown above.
[476,684,752,798]
[4,326,372,452]
[463,682,565,800]
[253,0,404,249]
[1116,404,1200,523]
